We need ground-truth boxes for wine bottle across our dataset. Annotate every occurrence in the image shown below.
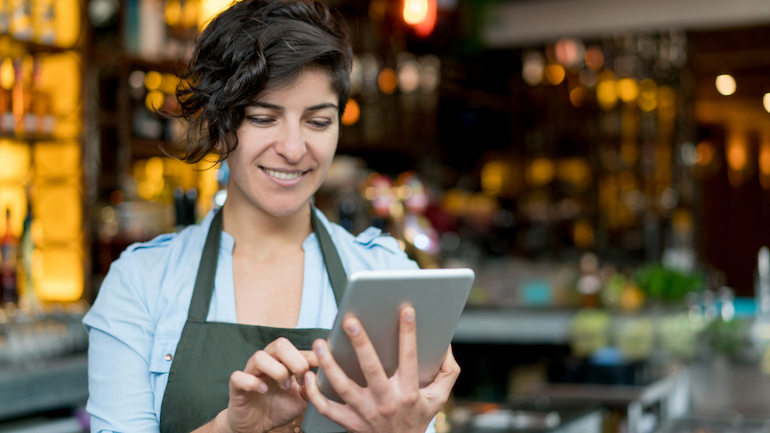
[1,209,19,306]
[9,0,32,41]
[30,58,53,134]
[12,57,32,135]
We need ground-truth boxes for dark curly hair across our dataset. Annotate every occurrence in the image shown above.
[168,0,353,164]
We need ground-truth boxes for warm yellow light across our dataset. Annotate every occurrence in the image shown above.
[199,0,231,29]
[0,58,13,90]
[481,161,504,196]
[145,90,165,112]
[637,79,658,112]
[764,93,770,113]
[160,73,180,94]
[35,248,84,302]
[697,141,714,166]
[37,186,82,243]
[760,143,770,176]
[569,87,587,107]
[716,74,736,96]
[527,158,555,186]
[0,141,31,182]
[597,79,617,111]
[574,219,594,248]
[34,141,80,179]
[378,68,398,94]
[145,71,162,91]
[616,78,639,103]
[403,0,428,25]
[727,131,748,172]
[0,187,26,238]
[165,0,182,27]
[544,64,565,85]
[341,99,360,126]
[54,0,80,47]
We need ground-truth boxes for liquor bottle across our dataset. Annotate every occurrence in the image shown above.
[0,0,10,34]
[9,0,32,41]
[32,0,55,44]
[12,57,32,135]
[0,57,14,133]
[18,201,35,309]
[1,209,19,306]
[30,58,53,134]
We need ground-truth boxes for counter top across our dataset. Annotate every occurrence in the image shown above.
[453,308,575,345]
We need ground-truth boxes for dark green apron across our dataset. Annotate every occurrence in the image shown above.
[159,208,347,433]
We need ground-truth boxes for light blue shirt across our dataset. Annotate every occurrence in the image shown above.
[83,209,430,432]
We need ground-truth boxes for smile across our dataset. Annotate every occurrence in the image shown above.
[262,168,305,180]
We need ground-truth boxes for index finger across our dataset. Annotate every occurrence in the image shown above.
[300,350,319,369]
[397,305,419,389]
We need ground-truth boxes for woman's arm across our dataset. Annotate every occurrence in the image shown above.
[84,254,161,432]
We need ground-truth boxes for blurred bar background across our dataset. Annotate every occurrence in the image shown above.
[1,0,770,431]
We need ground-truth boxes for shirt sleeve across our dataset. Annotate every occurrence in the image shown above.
[83,251,160,433]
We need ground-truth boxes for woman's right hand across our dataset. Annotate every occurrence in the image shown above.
[217,337,319,433]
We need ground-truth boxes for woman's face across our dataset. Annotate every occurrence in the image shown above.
[226,68,340,218]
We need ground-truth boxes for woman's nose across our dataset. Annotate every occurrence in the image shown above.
[275,123,307,163]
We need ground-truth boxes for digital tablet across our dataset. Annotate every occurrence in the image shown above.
[302,268,475,433]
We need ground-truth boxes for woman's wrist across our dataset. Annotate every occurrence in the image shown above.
[211,409,231,433]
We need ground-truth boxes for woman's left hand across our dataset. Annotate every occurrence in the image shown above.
[302,306,460,433]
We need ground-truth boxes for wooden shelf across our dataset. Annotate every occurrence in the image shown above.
[130,137,168,159]
[125,56,188,75]
[0,35,76,55]
[0,133,59,143]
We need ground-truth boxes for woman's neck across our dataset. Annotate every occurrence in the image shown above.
[221,198,313,260]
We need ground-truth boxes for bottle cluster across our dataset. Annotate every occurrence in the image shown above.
[0,0,57,44]
[0,56,55,136]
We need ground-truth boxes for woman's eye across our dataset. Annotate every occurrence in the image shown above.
[248,117,274,126]
[309,119,332,128]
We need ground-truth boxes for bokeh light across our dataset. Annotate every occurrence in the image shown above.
[715,74,736,96]
[764,93,770,113]
[544,64,565,85]
[403,0,428,24]
[341,99,360,126]
[378,67,398,94]
[585,46,604,71]
[522,51,545,86]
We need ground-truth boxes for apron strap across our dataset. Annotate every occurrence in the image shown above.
[311,207,348,305]
[188,207,348,322]
[188,208,224,322]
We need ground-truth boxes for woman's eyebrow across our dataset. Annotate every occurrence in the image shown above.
[306,103,339,112]
[246,102,338,112]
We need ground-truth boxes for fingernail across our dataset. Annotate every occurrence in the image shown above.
[259,383,268,393]
[314,341,325,356]
[284,379,292,390]
[305,371,313,385]
[345,321,360,335]
[405,308,415,323]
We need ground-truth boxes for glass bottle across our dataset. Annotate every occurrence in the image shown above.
[30,58,53,135]
[12,57,32,135]
[9,0,32,41]
[1,209,19,306]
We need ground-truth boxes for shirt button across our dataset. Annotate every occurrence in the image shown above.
[165,354,173,361]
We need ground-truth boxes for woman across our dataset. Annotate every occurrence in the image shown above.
[83,1,459,432]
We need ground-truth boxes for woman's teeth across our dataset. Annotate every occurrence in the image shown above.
[264,168,302,180]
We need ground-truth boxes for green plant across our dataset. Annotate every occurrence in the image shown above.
[634,265,704,302]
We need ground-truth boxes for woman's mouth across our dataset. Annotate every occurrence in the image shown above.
[262,167,306,181]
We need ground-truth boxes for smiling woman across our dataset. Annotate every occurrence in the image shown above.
[82,1,457,433]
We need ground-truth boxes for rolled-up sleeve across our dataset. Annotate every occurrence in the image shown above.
[83,252,160,433]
